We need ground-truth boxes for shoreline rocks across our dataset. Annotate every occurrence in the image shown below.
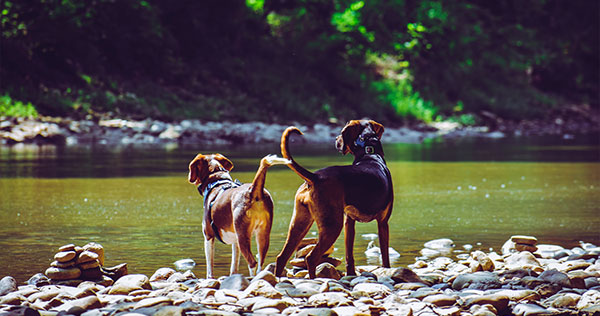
[1,236,599,315]
[2,107,598,146]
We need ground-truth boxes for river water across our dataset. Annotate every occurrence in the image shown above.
[1,135,599,283]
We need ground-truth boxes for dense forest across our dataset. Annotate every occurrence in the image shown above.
[1,0,598,124]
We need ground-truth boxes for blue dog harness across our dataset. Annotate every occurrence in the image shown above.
[199,178,242,244]
[354,135,377,155]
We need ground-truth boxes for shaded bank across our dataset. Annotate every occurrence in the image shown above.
[1,105,598,146]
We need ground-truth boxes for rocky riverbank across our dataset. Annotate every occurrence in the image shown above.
[1,235,599,316]
[1,105,598,146]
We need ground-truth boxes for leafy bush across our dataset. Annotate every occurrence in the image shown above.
[0,95,38,117]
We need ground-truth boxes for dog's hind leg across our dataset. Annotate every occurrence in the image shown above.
[344,215,357,276]
[230,243,240,275]
[306,209,343,278]
[255,221,272,276]
[275,201,313,277]
[205,237,215,279]
[377,218,391,268]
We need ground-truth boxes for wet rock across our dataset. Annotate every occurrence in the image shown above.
[511,235,538,245]
[55,251,77,263]
[512,302,553,316]
[390,267,429,285]
[76,250,99,264]
[297,307,339,316]
[219,274,249,291]
[45,267,82,280]
[539,269,571,288]
[352,283,391,298]
[243,279,283,299]
[452,272,501,290]
[308,292,350,308]
[504,251,543,272]
[0,276,17,296]
[101,262,128,281]
[252,270,277,286]
[315,263,341,280]
[80,266,103,280]
[422,294,457,307]
[463,293,510,313]
[150,268,175,282]
[174,258,196,271]
[26,273,51,287]
[0,306,41,316]
[547,292,580,308]
[577,290,600,310]
[470,250,495,272]
[108,274,151,294]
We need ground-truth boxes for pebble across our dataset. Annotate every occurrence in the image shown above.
[2,236,599,316]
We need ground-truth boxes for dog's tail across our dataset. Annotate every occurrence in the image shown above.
[249,154,291,199]
[281,126,318,184]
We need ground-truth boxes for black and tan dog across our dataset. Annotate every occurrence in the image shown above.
[188,153,289,278]
[275,120,394,278]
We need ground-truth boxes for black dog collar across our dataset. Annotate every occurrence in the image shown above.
[355,135,377,155]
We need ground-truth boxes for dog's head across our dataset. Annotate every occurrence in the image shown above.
[188,153,234,186]
[335,120,385,156]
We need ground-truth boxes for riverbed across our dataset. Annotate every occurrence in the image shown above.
[1,134,599,283]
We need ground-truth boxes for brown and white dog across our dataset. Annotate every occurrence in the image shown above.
[188,153,289,278]
[275,120,394,278]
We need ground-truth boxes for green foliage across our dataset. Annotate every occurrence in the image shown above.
[0,95,38,117]
[0,0,597,123]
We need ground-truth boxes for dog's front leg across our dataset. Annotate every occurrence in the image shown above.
[344,215,357,276]
[205,237,215,279]
[230,243,240,275]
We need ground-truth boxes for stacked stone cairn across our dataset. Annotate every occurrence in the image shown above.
[43,243,127,287]
[1,235,599,315]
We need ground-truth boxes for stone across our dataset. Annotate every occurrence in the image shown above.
[108,274,151,294]
[512,303,552,316]
[82,242,105,266]
[315,263,341,280]
[422,294,457,307]
[504,252,543,272]
[54,251,77,263]
[471,250,495,272]
[297,308,339,316]
[55,295,102,312]
[79,259,100,270]
[502,240,517,255]
[76,250,99,264]
[45,266,81,280]
[424,238,455,250]
[26,273,51,287]
[252,298,293,311]
[352,283,391,298]
[243,279,283,299]
[173,258,196,271]
[195,278,220,289]
[80,266,103,280]
[51,260,76,268]
[220,274,249,291]
[577,290,600,310]
[515,243,538,253]
[464,293,510,313]
[150,267,176,282]
[100,263,128,281]
[549,293,580,308]
[539,269,571,288]
[391,267,429,285]
[308,292,350,307]
[252,270,277,286]
[511,235,538,245]
[133,296,173,309]
[332,306,367,316]
[0,276,18,296]
[0,292,25,305]
[451,272,501,290]
[59,244,76,252]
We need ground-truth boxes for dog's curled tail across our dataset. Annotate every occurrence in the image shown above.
[250,154,291,199]
[281,126,318,184]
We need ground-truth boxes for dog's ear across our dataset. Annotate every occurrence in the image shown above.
[213,153,234,171]
[188,154,208,185]
[336,120,363,155]
[368,120,385,139]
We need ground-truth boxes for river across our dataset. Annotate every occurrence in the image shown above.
[1,134,599,283]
